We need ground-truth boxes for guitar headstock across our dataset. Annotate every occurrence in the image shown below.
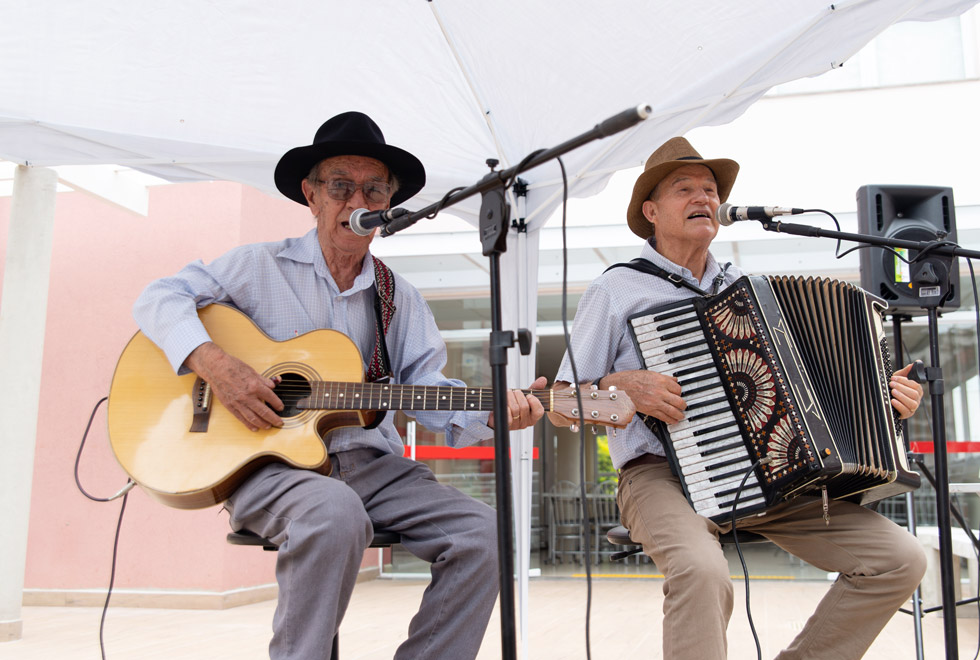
[548,388,636,429]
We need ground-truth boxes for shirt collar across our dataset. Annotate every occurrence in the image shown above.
[278,228,377,295]
[640,239,724,290]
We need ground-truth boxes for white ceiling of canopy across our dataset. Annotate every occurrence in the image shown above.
[3,0,977,225]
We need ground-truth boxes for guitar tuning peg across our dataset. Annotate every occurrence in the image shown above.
[589,383,598,390]
[569,423,579,433]
[611,428,618,438]
[590,425,598,435]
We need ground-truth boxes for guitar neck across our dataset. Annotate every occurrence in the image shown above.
[299,382,548,413]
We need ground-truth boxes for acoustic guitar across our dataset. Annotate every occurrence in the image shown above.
[108,304,635,509]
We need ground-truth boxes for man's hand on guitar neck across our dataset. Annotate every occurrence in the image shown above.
[185,341,285,432]
[487,376,548,431]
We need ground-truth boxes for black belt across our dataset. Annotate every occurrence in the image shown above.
[620,454,667,472]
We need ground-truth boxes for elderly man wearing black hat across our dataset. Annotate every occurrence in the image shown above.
[551,137,926,659]
[133,111,546,659]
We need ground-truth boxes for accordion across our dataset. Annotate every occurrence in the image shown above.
[627,275,920,523]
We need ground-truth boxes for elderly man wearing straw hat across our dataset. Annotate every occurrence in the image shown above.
[552,137,926,659]
[133,111,546,659]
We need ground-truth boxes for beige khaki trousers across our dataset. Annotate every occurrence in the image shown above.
[618,460,926,660]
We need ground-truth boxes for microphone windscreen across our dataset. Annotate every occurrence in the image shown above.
[716,202,735,226]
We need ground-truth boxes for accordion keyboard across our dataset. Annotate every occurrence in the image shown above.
[631,304,767,521]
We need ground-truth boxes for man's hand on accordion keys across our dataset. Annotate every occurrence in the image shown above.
[890,361,925,420]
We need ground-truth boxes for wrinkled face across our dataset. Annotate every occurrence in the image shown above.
[641,163,720,252]
[301,155,391,255]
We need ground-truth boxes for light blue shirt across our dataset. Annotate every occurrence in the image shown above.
[555,240,744,469]
[133,227,494,455]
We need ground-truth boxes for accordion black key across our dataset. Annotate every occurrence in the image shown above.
[627,275,920,523]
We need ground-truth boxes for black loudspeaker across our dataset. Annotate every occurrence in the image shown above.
[856,184,959,316]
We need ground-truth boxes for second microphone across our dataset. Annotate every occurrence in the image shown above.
[716,203,804,226]
[349,207,410,236]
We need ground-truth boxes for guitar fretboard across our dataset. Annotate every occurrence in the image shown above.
[298,382,548,412]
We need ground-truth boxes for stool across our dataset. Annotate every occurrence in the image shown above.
[606,524,767,561]
[227,526,402,658]
[227,527,403,551]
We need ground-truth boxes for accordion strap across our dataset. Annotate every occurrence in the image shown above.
[605,258,710,296]
[606,257,732,297]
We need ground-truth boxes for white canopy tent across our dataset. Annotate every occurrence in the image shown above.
[2,0,978,651]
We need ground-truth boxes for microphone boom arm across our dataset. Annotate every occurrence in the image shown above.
[371,104,652,238]
[756,218,980,260]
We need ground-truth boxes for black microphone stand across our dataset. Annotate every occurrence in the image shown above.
[755,217,980,659]
[376,104,652,659]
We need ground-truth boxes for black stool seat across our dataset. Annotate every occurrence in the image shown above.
[606,524,767,561]
[227,527,402,551]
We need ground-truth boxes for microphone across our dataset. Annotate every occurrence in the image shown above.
[348,207,409,236]
[716,203,805,226]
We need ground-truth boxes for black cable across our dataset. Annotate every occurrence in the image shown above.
[555,154,592,660]
[505,149,547,193]
[73,395,135,505]
[423,186,467,219]
[98,491,129,660]
[729,458,769,660]
[73,396,112,501]
[974,507,980,660]
[968,258,980,405]
[73,395,136,660]
[803,205,950,267]
[966,257,980,660]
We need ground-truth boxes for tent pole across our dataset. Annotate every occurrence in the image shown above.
[504,181,538,660]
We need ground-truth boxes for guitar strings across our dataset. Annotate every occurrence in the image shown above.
[256,382,557,401]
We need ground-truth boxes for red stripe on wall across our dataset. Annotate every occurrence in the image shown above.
[911,441,980,454]
[404,445,540,460]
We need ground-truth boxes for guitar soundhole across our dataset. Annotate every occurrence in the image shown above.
[274,372,312,418]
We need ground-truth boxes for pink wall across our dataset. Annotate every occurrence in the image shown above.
[2,181,381,595]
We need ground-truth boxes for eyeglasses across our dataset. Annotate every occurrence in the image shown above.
[316,178,392,205]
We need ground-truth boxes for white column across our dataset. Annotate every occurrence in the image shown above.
[0,166,58,642]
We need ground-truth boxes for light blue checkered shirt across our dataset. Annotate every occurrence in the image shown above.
[555,240,744,470]
[133,227,494,455]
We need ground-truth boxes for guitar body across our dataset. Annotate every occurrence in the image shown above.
[109,305,637,510]
[108,304,370,509]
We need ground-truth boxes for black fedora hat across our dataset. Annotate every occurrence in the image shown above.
[274,111,426,207]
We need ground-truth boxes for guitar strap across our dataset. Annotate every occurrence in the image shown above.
[364,256,396,430]
[367,255,395,382]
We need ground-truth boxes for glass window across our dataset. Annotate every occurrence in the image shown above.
[876,18,966,85]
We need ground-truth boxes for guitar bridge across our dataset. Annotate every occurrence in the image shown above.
[189,376,212,433]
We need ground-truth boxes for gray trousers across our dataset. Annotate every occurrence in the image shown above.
[225,447,499,660]
[619,459,927,660]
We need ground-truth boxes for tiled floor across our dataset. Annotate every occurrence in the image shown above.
[4,574,979,659]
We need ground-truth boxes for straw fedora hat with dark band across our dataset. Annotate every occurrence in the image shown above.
[274,111,426,207]
[626,137,739,239]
